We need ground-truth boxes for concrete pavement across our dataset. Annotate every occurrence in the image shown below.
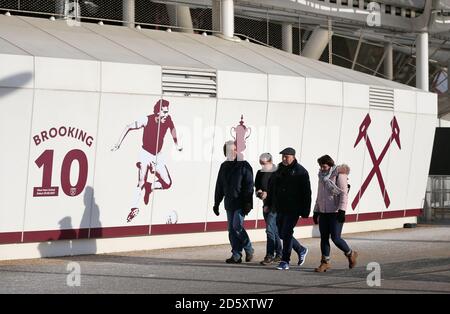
[1,225,449,294]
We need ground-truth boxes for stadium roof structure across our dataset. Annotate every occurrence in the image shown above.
[0,14,418,91]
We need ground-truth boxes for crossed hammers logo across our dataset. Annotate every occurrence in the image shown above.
[351,113,401,210]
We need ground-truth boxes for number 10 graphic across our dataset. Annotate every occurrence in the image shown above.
[33,149,88,197]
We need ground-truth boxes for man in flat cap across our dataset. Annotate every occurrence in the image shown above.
[265,147,312,270]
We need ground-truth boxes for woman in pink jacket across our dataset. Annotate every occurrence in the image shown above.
[313,155,358,272]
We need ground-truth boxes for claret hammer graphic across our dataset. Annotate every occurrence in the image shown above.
[352,113,401,210]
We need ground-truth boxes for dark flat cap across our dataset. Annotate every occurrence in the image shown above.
[279,147,296,155]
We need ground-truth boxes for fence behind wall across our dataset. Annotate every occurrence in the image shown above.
[424,176,450,221]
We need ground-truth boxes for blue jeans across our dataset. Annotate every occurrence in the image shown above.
[263,211,282,258]
[277,211,306,264]
[226,209,254,260]
[318,213,351,257]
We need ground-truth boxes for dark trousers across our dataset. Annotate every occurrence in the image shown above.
[226,209,253,260]
[318,213,351,257]
[276,211,305,263]
[263,211,282,258]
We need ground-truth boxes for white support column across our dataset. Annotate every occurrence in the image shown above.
[55,0,65,17]
[282,23,293,53]
[328,18,332,64]
[123,0,135,28]
[416,32,429,91]
[302,27,331,60]
[359,0,365,9]
[212,0,221,32]
[384,42,394,80]
[298,17,302,55]
[56,0,80,20]
[221,0,234,38]
[391,6,397,16]
[167,4,194,33]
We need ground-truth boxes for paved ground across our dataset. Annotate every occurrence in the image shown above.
[1,224,450,294]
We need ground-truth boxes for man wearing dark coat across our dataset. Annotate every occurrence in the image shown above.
[214,141,255,264]
[265,147,311,270]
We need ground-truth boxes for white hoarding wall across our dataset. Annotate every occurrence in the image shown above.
[335,107,368,220]
[357,109,394,218]
[0,88,33,240]
[23,90,100,242]
[150,96,217,233]
[206,98,268,231]
[0,57,436,255]
[93,93,159,236]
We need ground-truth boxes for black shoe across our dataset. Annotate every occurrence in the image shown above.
[226,257,242,264]
[245,252,254,262]
[260,256,274,265]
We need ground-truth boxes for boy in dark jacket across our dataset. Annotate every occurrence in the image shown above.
[265,147,312,270]
[255,153,282,265]
[213,141,255,264]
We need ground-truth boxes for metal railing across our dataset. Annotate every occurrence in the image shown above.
[423,176,450,221]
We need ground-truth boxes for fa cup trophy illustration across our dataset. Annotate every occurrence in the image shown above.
[230,115,251,161]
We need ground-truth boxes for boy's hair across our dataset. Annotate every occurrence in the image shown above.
[259,153,272,163]
[317,154,335,167]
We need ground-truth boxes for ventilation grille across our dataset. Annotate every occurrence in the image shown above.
[162,67,217,98]
[369,87,394,110]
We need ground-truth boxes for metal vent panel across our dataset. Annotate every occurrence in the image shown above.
[162,67,217,97]
[369,87,394,110]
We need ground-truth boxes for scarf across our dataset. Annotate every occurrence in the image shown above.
[318,166,344,196]
[260,164,277,173]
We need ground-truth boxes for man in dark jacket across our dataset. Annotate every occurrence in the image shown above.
[265,147,311,270]
[214,141,255,264]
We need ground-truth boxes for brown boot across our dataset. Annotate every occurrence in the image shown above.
[314,258,331,273]
[347,250,358,269]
